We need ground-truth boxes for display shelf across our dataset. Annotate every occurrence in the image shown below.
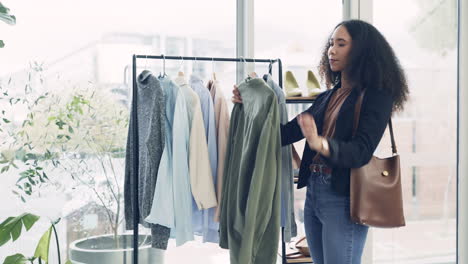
[278,253,313,264]
[282,95,315,264]
[286,257,313,264]
[286,97,317,104]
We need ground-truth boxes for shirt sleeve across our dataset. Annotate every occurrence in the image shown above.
[207,97,218,184]
[190,96,217,209]
[280,90,331,146]
[172,90,194,245]
[280,116,303,146]
[214,95,230,221]
[321,88,394,168]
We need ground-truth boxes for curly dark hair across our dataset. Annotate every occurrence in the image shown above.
[319,19,409,112]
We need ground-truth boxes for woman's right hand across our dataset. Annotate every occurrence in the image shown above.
[232,85,243,104]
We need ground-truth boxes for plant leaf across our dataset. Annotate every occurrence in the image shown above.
[0,217,14,246]
[65,260,72,264]
[0,40,4,48]
[0,213,40,247]
[33,226,52,263]
[1,166,9,173]
[0,2,16,26]
[3,253,28,264]
[22,214,40,231]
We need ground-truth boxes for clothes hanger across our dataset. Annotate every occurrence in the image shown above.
[268,59,273,75]
[137,55,150,82]
[262,59,273,82]
[248,57,258,78]
[144,54,149,71]
[207,57,217,91]
[192,56,198,77]
[211,57,217,81]
[159,54,167,78]
[240,56,248,78]
[178,56,185,77]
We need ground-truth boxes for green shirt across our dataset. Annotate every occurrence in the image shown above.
[219,77,282,264]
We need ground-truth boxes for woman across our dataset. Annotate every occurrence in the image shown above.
[232,19,409,264]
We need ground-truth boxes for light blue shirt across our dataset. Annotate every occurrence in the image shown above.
[146,76,194,246]
[265,74,297,242]
[189,75,219,243]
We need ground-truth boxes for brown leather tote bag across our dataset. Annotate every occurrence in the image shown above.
[350,92,406,228]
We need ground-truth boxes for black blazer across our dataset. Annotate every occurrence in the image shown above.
[281,83,394,196]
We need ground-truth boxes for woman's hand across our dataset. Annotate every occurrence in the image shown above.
[232,85,243,104]
[297,113,321,151]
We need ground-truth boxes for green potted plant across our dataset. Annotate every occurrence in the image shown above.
[0,64,157,263]
[50,87,158,263]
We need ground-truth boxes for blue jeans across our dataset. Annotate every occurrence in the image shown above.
[304,167,369,264]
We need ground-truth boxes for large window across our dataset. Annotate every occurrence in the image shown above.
[0,1,460,264]
[372,1,457,263]
[255,1,458,264]
[0,1,235,263]
[255,0,342,93]
[255,1,343,262]
[254,0,343,144]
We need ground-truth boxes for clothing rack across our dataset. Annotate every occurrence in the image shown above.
[131,54,292,264]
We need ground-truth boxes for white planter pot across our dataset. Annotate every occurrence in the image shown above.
[69,234,163,264]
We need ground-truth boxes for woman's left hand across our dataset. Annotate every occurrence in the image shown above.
[298,113,321,151]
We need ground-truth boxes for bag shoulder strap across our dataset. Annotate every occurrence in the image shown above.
[352,91,397,155]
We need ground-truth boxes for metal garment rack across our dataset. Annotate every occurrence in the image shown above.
[131,54,289,264]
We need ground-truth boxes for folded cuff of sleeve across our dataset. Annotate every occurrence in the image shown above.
[196,198,217,210]
[321,138,340,167]
[151,224,171,250]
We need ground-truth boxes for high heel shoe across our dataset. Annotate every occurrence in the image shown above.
[284,71,302,97]
[306,70,323,97]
